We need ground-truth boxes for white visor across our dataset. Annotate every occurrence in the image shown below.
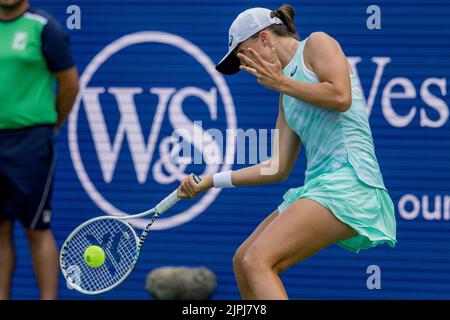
[215,7,283,75]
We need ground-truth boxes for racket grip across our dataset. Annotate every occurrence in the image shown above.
[155,189,180,214]
[155,174,202,214]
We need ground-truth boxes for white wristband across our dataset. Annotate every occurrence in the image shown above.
[213,171,235,188]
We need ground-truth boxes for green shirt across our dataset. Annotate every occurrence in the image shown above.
[282,37,387,190]
[0,7,74,129]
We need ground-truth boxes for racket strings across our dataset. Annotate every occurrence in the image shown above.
[61,218,138,293]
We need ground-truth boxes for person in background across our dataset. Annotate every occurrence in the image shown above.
[0,0,79,299]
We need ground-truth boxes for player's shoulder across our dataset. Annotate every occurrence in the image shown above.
[306,32,336,47]
[25,7,63,30]
[304,32,339,56]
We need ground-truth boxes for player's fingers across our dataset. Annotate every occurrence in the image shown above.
[270,46,281,65]
[191,173,206,191]
[188,174,199,192]
[181,179,195,198]
[236,53,258,69]
[180,185,193,198]
[178,181,188,198]
[177,188,189,198]
[239,65,258,77]
[247,47,268,66]
[177,184,191,198]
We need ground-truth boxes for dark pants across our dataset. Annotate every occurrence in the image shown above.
[0,125,55,230]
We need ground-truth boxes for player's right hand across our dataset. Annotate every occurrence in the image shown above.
[177,174,213,199]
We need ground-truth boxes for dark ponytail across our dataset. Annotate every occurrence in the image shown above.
[269,4,298,39]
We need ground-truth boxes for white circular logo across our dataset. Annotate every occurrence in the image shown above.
[68,32,236,229]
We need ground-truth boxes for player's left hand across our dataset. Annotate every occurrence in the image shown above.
[237,46,286,91]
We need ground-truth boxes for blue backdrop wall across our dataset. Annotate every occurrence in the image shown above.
[11,0,450,299]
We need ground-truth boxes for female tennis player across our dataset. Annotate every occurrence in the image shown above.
[178,5,397,300]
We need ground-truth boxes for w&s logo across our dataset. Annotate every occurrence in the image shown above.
[68,32,236,229]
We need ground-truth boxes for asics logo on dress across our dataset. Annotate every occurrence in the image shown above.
[290,66,297,77]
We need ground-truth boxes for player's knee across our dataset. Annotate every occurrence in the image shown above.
[232,245,247,272]
[240,246,268,276]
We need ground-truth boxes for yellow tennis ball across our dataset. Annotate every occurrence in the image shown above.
[84,245,105,268]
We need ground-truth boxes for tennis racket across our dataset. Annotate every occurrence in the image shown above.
[60,174,201,295]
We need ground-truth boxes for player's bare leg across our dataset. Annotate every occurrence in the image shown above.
[0,219,15,300]
[25,228,59,300]
[236,198,357,299]
[233,210,279,299]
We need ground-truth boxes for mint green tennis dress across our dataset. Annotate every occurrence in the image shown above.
[278,37,397,253]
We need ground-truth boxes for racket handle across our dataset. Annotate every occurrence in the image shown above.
[155,174,202,214]
[155,189,180,214]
